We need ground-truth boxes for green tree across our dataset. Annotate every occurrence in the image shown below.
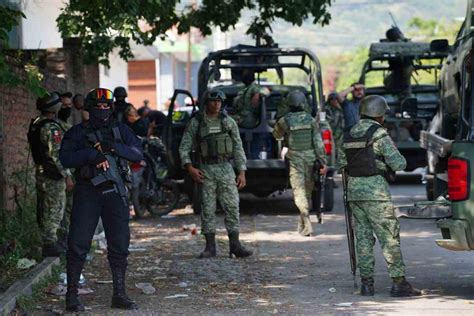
[407,16,462,43]
[57,0,332,66]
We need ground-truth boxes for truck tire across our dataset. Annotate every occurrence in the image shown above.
[312,183,322,214]
[323,179,334,212]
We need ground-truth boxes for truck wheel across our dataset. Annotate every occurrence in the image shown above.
[323,179,334,212]
[192,183,202,215]
[312,183,322,214]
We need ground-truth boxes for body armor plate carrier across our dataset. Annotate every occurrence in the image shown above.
[285,112,314,151]
[343,124,386,177]
[197,113,233,163]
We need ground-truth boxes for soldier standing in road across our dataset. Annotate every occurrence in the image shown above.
[273,91,327,236]
[325,92,345,168]
[179,89,253,259]
[337,83,365,132]
[341,95,421,297]
[28,92,67,257]
[59,88,143,312]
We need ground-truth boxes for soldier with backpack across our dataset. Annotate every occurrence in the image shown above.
[28,92,69,257]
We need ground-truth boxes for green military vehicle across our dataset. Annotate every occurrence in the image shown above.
[359,32,448,174]
[162,41,336,214]
[399,0,474,251]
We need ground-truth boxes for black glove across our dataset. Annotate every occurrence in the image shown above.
[93,151,107,165]
[99,140,114,153]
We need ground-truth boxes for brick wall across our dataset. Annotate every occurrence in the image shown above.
[0,46,98,212]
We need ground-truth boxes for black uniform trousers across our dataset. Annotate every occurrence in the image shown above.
[67,183,130,269]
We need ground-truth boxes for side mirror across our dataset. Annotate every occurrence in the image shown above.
[430,39,450,53]
[401,97,418,118]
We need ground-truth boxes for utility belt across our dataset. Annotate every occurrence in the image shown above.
[200,155,231,165]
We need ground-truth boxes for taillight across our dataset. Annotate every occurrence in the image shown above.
[322,129,332,155]
[448,157,470,201]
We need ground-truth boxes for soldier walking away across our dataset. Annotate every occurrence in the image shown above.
[337,83,365,132]
[273,91,327,236]
[179,89,253,259]
[59,88,143,312]
[113,86,134,124]
[28,92,68,257]
[341,95,422,297]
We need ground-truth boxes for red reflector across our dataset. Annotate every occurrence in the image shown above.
[322,129,332,155]
[130,162,142,172]
[448,157,470,201]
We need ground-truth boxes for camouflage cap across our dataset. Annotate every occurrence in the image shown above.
[359,95,390,118]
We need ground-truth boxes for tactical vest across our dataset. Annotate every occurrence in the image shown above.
[197,113,233,162]
[343,124,386,177]
[284,112,314,151]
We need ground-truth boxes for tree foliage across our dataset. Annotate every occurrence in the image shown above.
[57,0,332,66]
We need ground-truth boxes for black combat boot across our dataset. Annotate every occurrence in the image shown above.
[228,232,253,258]
[199,233,216,258]
[111,265,139,310]
[390,277,422,297]
[360,277,375,296]
[65,262,85,312]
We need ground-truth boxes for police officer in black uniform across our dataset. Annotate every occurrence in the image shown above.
[113,86,133,123]
[59,88,143,312]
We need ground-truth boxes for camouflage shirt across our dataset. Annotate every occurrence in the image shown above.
[179,113,247,172]
[38,116,68,178]
[232,82,270,128]
[273,111,327,165]
[325,104,345,138]
[340,119,407,201]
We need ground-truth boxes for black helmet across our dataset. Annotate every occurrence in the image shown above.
[84,88,114,111]
[207,89,226,102]
[36,92,62,113]
[113,86,127,99]
[287,90,307,110]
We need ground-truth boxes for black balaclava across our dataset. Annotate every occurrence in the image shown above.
[89,108,112,128]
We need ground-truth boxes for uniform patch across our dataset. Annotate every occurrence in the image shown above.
[53,130,62,144]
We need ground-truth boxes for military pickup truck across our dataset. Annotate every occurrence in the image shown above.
[398,0,474,251]
[359,35,448,173]
[162,42,336,214]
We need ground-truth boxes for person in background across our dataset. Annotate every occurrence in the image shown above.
[71,94,85,126]
[125,106,150,138]
[337,83,365,132]
[113,87,133,123]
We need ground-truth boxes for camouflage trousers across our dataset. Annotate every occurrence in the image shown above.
[349,201,406,279]
[36,170,66,244]
[200,162,240,234]
[289,158,315,235]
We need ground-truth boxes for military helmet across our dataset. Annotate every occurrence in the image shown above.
[113,86,127,99]
[287,90,307,110]
[207,89,226,102]
[36,92,62,113]
[84,88,114,110]
[359,95,390,118]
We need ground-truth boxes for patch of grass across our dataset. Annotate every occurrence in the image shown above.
[15,263,64,313]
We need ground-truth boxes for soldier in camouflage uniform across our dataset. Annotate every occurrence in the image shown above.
[233,69,270,129]
[273,91,327,236]
[325,92,345,168]
[179,89,253,258]
[57,92,75,247]
[28,92,67,257]
[341,95,421,297]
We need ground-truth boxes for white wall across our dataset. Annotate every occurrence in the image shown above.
[18,0,64,49]
[99,51,128,92]
[159,54,175,106]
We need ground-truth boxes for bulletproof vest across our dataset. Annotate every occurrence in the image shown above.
[28,117,56,165]
[284,112,314,151]
[343,124,385,177]
[197,114,233,160]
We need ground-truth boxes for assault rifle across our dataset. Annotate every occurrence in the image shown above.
[341,169,357,289]
[91,153,129,207]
